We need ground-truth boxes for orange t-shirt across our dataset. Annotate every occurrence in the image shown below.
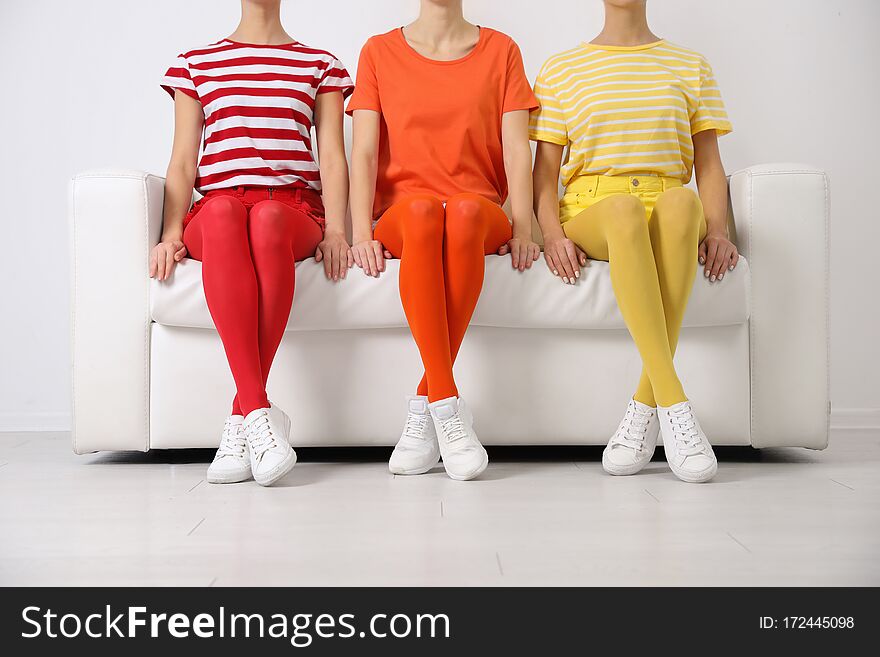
[346,27,539,218]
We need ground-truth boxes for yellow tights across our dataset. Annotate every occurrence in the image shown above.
[562,186,707,407]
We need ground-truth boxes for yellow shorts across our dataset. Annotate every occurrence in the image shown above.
[559,174,684,224]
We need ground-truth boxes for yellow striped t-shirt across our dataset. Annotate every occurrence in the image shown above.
[529,40,732,185]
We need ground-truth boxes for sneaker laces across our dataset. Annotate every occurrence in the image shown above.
[438,412,469,444]
[610,405,652,451]
[668,405,706,456]
[217,420,246,458]
[403,411,429,441]
[248,411,278,460]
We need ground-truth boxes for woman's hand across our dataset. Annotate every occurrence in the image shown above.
[315,230,353,282]
[498,236,541,272]
[543,235,588,284]
[352,239,391,278]
[698,231,739,282]
[149,239,187,281]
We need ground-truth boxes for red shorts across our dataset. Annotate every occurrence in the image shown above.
[184,186,326,230]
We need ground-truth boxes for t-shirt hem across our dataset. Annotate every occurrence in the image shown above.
[503,102,540,114]
[344,102,380,116]
[692,121,732,137]
[529,131,568,146]
[161,84,199,102]
[318,85,355,100]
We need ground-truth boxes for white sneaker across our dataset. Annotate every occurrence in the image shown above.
[429,397,488,481]
[389,396,441,475]
[243,404,296,486]
[602,399,659,476]
[207,415,251,484]
[658,401,718,483]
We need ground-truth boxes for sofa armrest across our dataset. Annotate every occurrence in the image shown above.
[69,170,165,453]
[730,164,830,448]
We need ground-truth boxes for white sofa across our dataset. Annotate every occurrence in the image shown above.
[68,164,829,453]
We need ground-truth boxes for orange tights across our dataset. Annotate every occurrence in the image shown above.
[375,194,511,401]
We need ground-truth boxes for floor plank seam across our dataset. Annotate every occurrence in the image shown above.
[187,518,206,537]
[726,531,752,553]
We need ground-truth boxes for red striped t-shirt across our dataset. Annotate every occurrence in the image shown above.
[161,39,353,193]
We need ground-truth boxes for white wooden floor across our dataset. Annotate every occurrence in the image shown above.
[1,430,877,586]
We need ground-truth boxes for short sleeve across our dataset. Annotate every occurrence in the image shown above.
[529,60,568,145]
[345,39,381,115]
[502,41,539,114]
[160,54,199,101]
[690,57,732,137]
[317,54,355,99]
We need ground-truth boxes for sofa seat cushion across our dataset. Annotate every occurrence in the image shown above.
[150,255,750,331]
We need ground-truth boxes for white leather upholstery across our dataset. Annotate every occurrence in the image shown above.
[150,254,751,332]
[731,165,830,448]
[69,165,830,453]
[69,171,164,453]
[150,322,751,448]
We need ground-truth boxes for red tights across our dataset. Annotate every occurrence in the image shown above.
[375,193,511,402]
[183,196,323,416]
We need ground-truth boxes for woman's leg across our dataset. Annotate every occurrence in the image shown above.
[413,193,512,396]
[228,200,324,416]
[562,194,687,407]
[633,187,708,407]
[183,196,266,415]
[374,195,455,401]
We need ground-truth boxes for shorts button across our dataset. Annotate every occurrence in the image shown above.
[631,178,640,187]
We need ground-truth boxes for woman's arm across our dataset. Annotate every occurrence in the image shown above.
[500,110,540,271]
[349,109,388,277]
[313,91,352,281]
[150,91,203,281]
[693,129,739,282]
[533,140,587,284]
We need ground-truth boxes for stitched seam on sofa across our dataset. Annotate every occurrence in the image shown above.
[141,176,152,452]
[747,170,756,445]
[822,171,831,443]
[70,180,79,453]
[75,173,151,181]
[749,170,825,177]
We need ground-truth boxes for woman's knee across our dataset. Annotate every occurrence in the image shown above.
[445,194,484,222]
[198,196,248,241]
[403,196,444,221]
[444,195,487,247]
[399,196,445,247]
[604,193,645,217]
[652,187,704,239]
[603,195,649,241]
[248,201,293,251]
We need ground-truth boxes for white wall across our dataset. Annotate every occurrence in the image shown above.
[1,0,878,430]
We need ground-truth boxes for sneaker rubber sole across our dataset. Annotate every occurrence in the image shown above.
[601,445,656,476]
[389,453,441,476]
[207,467,253,484]
[667,459,717,483]
[254,450,297,487]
